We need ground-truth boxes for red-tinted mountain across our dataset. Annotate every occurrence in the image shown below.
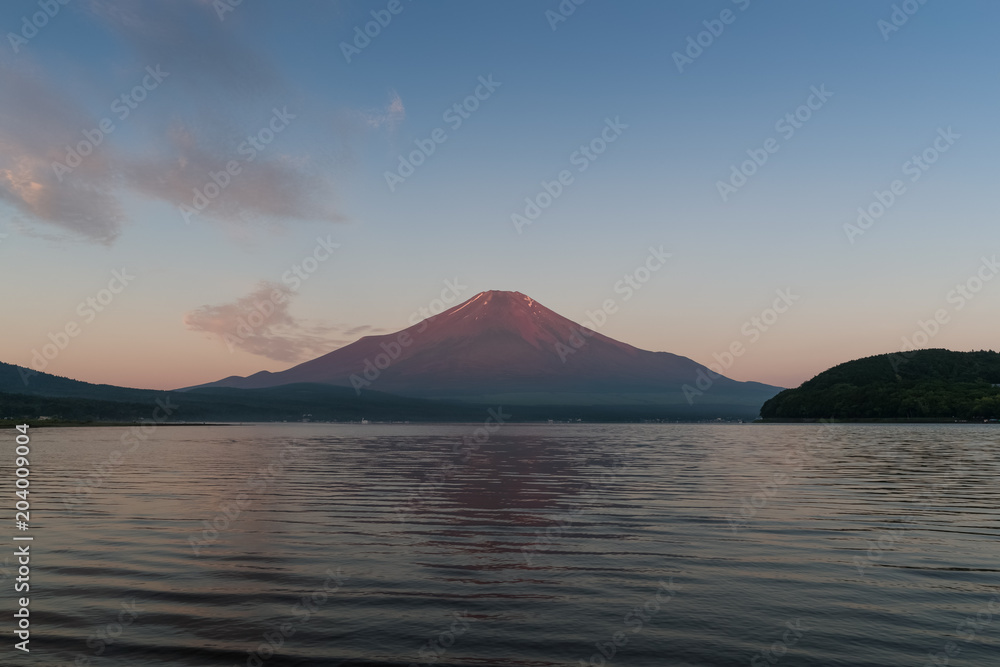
[189,290,781,409]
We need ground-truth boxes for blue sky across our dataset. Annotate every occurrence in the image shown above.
[1,0,998,389]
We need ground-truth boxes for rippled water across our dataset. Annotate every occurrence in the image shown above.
[3,423,998,666]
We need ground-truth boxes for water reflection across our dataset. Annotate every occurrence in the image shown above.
[3,423,997,666]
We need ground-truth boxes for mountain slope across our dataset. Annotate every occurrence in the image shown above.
[0,362,504,422]
[0,362,156,402]
[0,362,769,423]
[190,290,782,409]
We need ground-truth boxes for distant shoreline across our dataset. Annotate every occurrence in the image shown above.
[4,419,997,428]
[0,420,231,429]
[757,418,999,424]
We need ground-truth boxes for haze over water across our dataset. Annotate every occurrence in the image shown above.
[6,423,998,666]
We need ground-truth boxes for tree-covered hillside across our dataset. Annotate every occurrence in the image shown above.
[760,349,1000,420]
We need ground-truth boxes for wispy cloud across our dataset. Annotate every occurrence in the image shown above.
[358,90,406,131]
[124,121,342,226]
[0,64,125,243]
[183,282,383,362]
[88,0,284,97]
[0,0,345,242]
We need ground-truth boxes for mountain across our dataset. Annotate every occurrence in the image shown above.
[760,349,1000,421]
[1,362,163,403]
[0,362,496,423]
[0,361,765,424]
[189,290,782,415]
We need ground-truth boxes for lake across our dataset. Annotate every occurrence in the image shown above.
[4,423,998,666]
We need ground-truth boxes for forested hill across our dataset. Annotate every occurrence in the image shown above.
[760,349,1000,420]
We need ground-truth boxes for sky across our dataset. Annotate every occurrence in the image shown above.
[1,0,998,391]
